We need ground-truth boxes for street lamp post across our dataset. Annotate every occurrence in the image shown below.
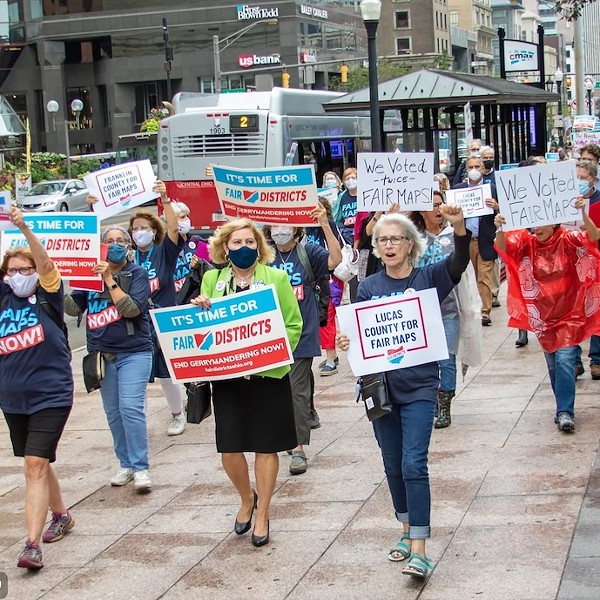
[162,19,173,101]
[46,99,84,179]
[555,68,563,146]
[585,79,594,116]
[213,19,278,94]
[360,0,382,153]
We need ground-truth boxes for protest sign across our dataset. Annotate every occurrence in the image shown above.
[572,131,600,153]
[69,244,108,291]
[0,191,11,230]
[445,184,493,218]
[84,159,157,220]
[316,186,338,206]
[14,173,31,203]
[336,288,447,376]
[212,165,319,226]
[545,152,560,162]
[357,152,434,212]
[150,285,294,382]
[1,213,101,279]
[495,161,578,231]
[573,115,597,130]
[499,163,519,171]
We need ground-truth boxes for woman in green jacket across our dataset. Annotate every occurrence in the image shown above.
[192,218,302,548]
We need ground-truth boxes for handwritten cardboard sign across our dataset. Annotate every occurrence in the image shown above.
[573,131,600,153]
[336,288,447,376]
[445,184,493,218]
[357,152,434,212]
[150,285,294,382]
[212,165,319,226]
[1,213,101,279]
[84,159,157,221]
[495,161,579,231]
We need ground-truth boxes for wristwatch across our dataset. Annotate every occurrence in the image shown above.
[108,282,119,290]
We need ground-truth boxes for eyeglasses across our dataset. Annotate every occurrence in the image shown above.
[6,266,36,276]
[432,202,444,209]
[375,236,409,246]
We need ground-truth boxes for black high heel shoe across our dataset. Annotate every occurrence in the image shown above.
[234,490,258,535]
[252,520,270,547]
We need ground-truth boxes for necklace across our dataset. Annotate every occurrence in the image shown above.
[232,268,255,290]
[277,246,295,265]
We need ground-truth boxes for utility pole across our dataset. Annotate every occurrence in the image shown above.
[574,16,585,115]
[163,18,173,101]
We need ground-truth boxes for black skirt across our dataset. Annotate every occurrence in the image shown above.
[211,375,297,453]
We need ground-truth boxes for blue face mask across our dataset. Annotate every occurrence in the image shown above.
[107,243,128,264]
[578,180,592,196]
[324,180,337,189]
[228,246,258,269]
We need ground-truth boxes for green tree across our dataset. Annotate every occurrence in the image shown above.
[329,61,411,92]
[555,0,599,20]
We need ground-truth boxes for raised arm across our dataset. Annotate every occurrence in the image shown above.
[576,196,600,243]
[155,180,180,245]
[312,203,342,269]
[9,207,54,276]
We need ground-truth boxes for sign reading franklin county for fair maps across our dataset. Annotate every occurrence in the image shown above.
[150,285,294,382]
[211,164,319,226]
[336,288,448,377]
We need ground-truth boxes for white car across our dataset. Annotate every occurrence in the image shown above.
[18,179,89,212]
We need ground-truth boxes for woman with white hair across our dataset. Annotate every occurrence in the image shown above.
[336,206,470,580]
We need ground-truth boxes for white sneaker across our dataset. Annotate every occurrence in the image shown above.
[167,413,186,436]
[110,468,134,486]
[133,469,152,492]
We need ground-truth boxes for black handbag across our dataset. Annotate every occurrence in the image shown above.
[356,372,392,421]
[82,351,105,393]
[185,382,212,424]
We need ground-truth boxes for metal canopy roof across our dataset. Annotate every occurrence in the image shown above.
[325,68,559,111]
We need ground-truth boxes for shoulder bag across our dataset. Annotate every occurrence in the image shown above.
[356,372,392,421]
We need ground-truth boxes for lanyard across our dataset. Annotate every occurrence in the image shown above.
[136,244,155,270]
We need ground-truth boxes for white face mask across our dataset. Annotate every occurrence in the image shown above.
[178,218,192,235]
[467,169,482,182]
[133,230,155,248]
[5,272,39,298]
[345,178,358,190]
[271,227,294,246]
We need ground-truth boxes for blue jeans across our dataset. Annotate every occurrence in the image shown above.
[590,336,600,366]
[371,399,436,540]
[439,318,458,392]
[100,351,153,471]
[543,346,578,418]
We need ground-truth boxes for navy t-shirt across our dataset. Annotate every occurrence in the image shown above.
[271,243,329,357]
[136,235,183,308]
[305,219,341,251]
[71,262,153,354]
[0,281,73,415]
[337,191,357,245]
[173,236,202,298]
[357,261,455,404]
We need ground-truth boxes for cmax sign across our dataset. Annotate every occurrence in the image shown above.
[503,39,538,73]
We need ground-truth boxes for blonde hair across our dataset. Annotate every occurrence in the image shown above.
[208,219,275,265]
[0,247,35,275]
[322,171,342,188]
[342,167,357,181]
[129,210,166,245]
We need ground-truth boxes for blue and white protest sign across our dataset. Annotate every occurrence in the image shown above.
[446,184,493,218]
[0,191,11,231]
[150,285,294,382]
[336,288,447,376]
[211,165,319,226]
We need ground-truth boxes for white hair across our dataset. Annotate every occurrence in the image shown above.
[171,201,190,217]
[371,213,426,265]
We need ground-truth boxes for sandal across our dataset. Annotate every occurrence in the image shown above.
[388,533,411,562]
[402,553,433,580]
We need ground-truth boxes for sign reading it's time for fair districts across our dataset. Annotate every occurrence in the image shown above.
[84,159,157,221]
[495,161,579,231]
[357,152,434,212]
[445,184,493,218]
[336,288,448,377]
[150,285,294,383]
[0,213,101,279]
[211,164,319,226]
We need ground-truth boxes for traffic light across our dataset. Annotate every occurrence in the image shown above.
[282,72,290,88]
[340,65,348,83]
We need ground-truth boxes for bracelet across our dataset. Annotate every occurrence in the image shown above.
[371,216,378,222]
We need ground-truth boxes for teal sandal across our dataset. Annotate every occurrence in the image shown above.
[388,533,411,562]
[402,553,433,580]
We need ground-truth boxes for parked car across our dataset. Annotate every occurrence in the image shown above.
[17,179,89,212]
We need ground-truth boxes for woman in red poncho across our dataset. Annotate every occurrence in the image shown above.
[494,198,600,432]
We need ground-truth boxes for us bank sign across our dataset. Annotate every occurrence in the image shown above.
[237,4,279,20]
[503,40,539,73]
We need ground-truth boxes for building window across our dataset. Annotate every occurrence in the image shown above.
[395,10,410,29]
[435,11,439,28]
[449,11,458,26]
[396,37,412,55]
[444,13,447,29]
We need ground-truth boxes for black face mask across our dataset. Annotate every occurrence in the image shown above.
[483,159,494,170]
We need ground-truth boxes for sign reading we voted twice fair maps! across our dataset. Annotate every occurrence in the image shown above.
[150,285,294,382]
[336,289,447,377]
[211,165,319,226]
[0,213,101,280]
[495,161,579,231]
[357,152,434,212]
[84,160,157,220]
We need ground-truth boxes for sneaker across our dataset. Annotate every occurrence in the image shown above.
[318,356,339,369]
[134,469,152,492]
[42,510,74,543]
[110,467,134,487]
[591,364,600,380]
[481,315,492,326]
[17,539,43,569]
[320,363,338,377]
[309,408,321,430]
[492,296,501,308]
[289,450,308,475]
[555,412,575,432]
[167,413,186,436]
[575,364,585,379]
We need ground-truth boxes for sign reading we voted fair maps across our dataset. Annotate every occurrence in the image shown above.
[357,152,434,212]
[212,165,319,226]
[495,161,579,231]
[336,288,447,377]
[1,213,101,280]
[150,285,294,382]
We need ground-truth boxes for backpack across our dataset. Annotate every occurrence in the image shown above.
[296,242,330,327]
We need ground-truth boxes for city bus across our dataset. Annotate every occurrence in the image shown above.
[154,88,370,232]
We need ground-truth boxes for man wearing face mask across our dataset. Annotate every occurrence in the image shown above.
[453,139,482,186]
[479,146,496,185]
[452,155,499,325]
[267,204,342,475]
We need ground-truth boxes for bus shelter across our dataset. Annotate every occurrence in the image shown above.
[324,68,559,176]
